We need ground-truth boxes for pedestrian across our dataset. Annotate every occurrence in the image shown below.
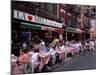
[49,44,56,65]
[16,49,29,74]
[89,40,95,52]
[30,48,40,73]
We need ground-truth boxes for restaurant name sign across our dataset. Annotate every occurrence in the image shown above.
[13,10,62,28]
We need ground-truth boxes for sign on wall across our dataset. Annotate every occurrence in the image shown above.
[13,10,62,28]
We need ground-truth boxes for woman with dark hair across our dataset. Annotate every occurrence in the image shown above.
[18,49,28,64]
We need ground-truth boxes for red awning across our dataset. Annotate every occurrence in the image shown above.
[41,26,55,31]
[55,28,64,34]
[41,26,64,34]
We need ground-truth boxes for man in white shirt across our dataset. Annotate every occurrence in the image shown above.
[89,41,95,52]
[27,49,40,73]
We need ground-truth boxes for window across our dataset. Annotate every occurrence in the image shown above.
[39,3,57,14]
[61,12,65,18]
[53,4,57,14]
[48,3,53,11]
[40,3,45,9]
[45,3,56,13]
[67,15,71,26]
[71,15,78,27]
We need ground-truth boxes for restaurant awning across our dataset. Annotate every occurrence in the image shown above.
[55,28,64,34]
[66,27,85,33]
[41,26,55,31]
[21,22,41,30]
[21,22,64,33]
[41,26,64,34]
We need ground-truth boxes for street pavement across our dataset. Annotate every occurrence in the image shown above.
[52,51,96,72]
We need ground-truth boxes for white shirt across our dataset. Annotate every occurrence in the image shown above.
[90,41,94,46]
[27,51,39,64]
[59,34,63,41]
[72,44,76,48]
[23,43,27,49]
[60,45,65,51]
[49,47,56,55]
[27,51,34,56]
[79,43,82,47]
[31,52,39,65]
[40,41,45,45]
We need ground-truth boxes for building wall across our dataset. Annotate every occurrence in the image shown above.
[57,4,95,41]
[56,4,68,26]
[12,1,96,41]
[12,1,61,23]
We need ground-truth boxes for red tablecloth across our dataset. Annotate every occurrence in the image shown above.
[39,53,50,71]
[57,50,65,60]
[68,47,76,53]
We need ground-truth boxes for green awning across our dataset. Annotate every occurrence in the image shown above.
[21,22,41,30]
[66,27,80,33]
